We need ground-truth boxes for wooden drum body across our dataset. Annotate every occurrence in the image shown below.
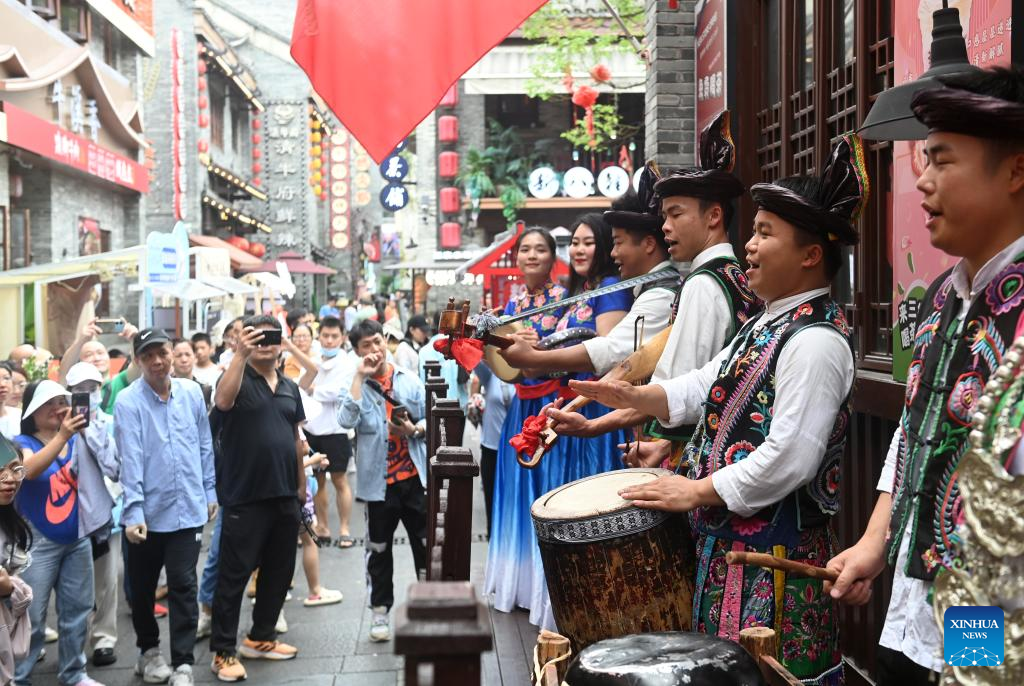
[531,469,696,652]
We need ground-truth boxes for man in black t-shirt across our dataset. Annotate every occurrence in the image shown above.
[207,315,306,681]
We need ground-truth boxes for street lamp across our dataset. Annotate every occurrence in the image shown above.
[859,1,978,141]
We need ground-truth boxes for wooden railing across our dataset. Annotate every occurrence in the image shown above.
[396,361,491,685]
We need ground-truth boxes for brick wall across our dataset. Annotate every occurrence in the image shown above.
[644,0,697,167]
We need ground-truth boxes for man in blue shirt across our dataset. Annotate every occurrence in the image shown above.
[114,329,216,686]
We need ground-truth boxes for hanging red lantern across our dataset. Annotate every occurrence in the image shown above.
[198,114,209,128]
[198,96,209,110]
[438,116,459,142]
[252,148,262,159]
[252,177,262,186]
[198,140,209,153]
[198,77,207,92]
[590,64,612,83]
[252,118,262,130]
[197,59,207,75]
[248,242,266,258]
[226,235,250,252]
[252,162,262,174]
[572,85,599,109]
[439,151,459,178]
[252,133,262,145]
[440,222,462,248]
[439,187,461,214]
[320,192,328,201]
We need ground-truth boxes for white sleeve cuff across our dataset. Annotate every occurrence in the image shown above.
[581,338,611,375]
[710,469,756,518]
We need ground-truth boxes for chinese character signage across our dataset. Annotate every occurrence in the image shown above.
[0,103,148,193]
[378,141,408,212]
[891,0,1011,380]
[265,102,306,253]
[694,0,727,152]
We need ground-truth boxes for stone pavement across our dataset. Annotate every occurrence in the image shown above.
[29,425,534,686]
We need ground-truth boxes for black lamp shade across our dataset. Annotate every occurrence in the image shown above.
[859,6,979,141]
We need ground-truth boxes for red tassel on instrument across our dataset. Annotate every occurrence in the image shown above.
[432,336,485,372]
[509,414,548,456]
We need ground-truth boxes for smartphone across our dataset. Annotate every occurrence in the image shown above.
[390,404,409,424]
[70,392,90,428]
[95,318,125,334]
[258,329,282,346]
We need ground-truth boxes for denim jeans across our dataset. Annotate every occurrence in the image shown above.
[15,528,95,686]
[198,511,222,608]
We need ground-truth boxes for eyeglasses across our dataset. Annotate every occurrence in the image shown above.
[0,466,26,483]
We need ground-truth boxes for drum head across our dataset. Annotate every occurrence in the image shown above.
[484,322,524,383]
[532,468,671,521]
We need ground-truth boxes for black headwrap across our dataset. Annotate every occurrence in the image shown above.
[911,66,1024,139]
[654,111,745,202]
[604,161,664,234]
[749,134,870,246]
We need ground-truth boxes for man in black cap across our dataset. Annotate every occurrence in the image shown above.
[114,328,216,685]
[545,112,761,468]
[394,314,430,373]
[500,165,678,376]
[827,66,1024,685]
[572,134,868,684]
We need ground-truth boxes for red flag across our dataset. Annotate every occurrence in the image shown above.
[291,0,548,163]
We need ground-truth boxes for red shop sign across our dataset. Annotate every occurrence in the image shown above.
[1,102,149,193]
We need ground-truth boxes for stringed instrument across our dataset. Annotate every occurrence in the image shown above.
[518,324,673,468]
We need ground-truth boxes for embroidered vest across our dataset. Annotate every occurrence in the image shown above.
[889,256,1024,579]
[646,256,762,443]
[686,294,853,548]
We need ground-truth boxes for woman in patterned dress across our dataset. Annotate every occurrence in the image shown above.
[484,227,568,628]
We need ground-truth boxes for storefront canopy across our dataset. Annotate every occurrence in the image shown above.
[0,246,143,286]
[187,234,263,270]
[240,252,336,276]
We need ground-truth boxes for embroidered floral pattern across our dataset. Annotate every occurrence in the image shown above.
[710,386,727,403]
[723,440,755,465]
[985,262,1024,314]
[946,371,983,426]
[905,359,923,407]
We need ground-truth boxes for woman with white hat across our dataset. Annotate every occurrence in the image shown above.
[11,379,108,686]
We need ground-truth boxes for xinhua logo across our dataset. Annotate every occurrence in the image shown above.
[944,606,1005,667]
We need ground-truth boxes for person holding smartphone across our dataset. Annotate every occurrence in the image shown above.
[0,433,34,686]
[12,380,110,686]
[338,319,427,643]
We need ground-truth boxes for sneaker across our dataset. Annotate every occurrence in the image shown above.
[168,664,193,686]
[154,603,168,618]
[72,678,106,686]
[369,606,390,642]
[196,611,212,639]
[238,637,298,660]
[135,647,173,684]
[210,653,247,682]
[44,626,58,643]
[303,587,343,607]
[275,610,288,634]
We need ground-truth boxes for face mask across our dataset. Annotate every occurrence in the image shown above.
[321,347,339,359]
[90,390,102,410]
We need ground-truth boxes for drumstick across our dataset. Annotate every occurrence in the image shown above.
[724,552,839,582]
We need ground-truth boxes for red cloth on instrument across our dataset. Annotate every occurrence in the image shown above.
[509,414,548,456]
[515,378,562,399]
[432,336,484,371]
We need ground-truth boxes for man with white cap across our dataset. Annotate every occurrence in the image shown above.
[66,362,123,669]
[114,329,215,686]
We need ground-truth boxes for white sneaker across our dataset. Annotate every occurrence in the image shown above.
[369,606,390,642]
[135,647,173,684]
[44,626,58,643]
[168,664,193,686]
[275,609,288,634]
[196,611,212,639]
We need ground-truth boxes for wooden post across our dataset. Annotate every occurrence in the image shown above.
[395,581,493,686]
[739,627,802,686]
[424,363,447,455]
[427,446,477,581]
[533,630,572,686]
[431,398,466,454]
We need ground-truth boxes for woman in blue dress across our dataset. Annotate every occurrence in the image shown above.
[556,213,632,484]
[484,227,568,628]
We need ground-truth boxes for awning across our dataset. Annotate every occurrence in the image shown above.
[240,252,337,276]
[462,45,645,95]
[0,246,142,286]
[187,234,263,270]
[198,276,256,296]
[151,279,227,302]
[84,0,154,56]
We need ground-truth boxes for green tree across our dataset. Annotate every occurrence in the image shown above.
[457,120,546,226]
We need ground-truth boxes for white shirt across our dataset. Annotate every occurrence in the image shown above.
[394,340,420,373]
[303,349,356,436]
[0,407,19,439]
[654,287,855,517]
[192,363,221,387]
[653,243,737,382]
[878,233,1024,672]
[582,260,678,375]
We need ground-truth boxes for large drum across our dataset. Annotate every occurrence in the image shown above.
[531,468,696,651]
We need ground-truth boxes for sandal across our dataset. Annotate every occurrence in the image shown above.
[335,535,356,549]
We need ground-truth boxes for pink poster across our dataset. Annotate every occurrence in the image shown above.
[891,0,1012,381]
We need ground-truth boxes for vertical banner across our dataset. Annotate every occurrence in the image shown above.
[891,0,1012,381]
[694,0,727,155]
